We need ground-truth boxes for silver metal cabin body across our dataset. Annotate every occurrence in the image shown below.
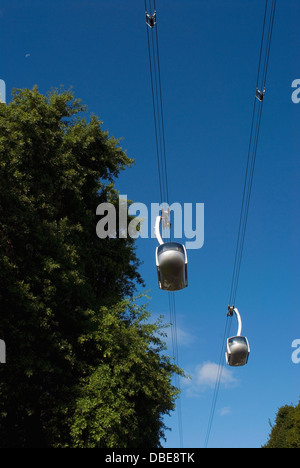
[154,215,188,292]
[226,307,250,367]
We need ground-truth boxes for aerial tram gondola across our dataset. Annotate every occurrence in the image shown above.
[226,306,250,367]
[154,213,188,292]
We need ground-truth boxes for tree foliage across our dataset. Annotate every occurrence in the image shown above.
[0,87,182,447]
[263,400,300,448]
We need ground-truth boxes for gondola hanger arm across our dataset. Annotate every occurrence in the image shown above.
[155,215,164,245]
[227,306,243,337]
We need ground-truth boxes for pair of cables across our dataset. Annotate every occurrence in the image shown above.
[144,0,169,208]
[229,0,277,308]
[144,0,184,448]
[204,0,277,448]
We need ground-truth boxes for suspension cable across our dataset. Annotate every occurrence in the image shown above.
[144,0,169,207]
[204,0,277,448]
[144,0,183,448]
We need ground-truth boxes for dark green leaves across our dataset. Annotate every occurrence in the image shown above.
[0,87,182,448]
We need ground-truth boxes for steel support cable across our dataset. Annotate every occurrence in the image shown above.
[261,0,277,91]
[145,20,164,204]
[169,291,183,448]
[154,22,170,206]
[228,0,268,307]
[230,0,277,307]
[204,0,277,448]
[204,315,231,448]
[144,0,169,207]
[144,0,183,448]
[150,25,167,204]
[231,100,264,305]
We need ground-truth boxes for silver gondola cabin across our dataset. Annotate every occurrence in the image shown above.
[154,215,188,292]
[226,307,250,367]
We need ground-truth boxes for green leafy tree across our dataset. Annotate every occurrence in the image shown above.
[263,400,300,448]
[70,298,182,448]
[0,87,182,447]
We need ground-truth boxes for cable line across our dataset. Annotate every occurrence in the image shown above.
[144,0,184,448]
[144,0,169,207]
[204,0,277,448]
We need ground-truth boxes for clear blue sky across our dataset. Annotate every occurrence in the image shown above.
[1,0,299,448]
